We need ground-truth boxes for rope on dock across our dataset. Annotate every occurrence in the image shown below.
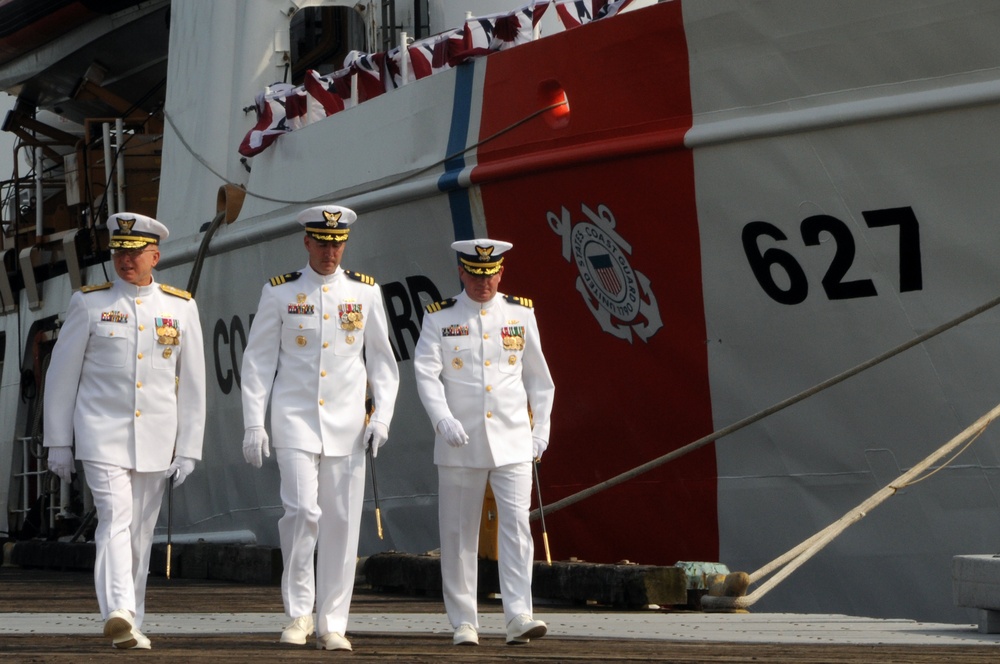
[701,401,1000,610]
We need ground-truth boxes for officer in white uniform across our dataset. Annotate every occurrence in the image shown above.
[413,238,555,646]
[240,204,399,652]
[44,212,206,650]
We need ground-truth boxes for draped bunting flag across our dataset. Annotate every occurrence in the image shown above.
[384,47,404,90]
[390,28,464,86]
[302,68,350,116]
[282,85,311,131]
[345,50,388,102]
[458,0,551,60]
[554,0,635,28]
[238,82,295,157]
[238,0,638,157]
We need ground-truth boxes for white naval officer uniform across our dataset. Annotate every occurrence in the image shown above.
[414,288,555,629]
[43,277,206,627]
[241,263,399,637]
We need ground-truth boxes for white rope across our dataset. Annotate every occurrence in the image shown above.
[534,292,1000,521]
[701,401,1000,610]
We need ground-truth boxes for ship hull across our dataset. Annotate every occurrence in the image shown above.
[4,0,1000,624]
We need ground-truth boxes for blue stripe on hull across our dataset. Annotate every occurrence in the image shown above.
[440,63,476,241]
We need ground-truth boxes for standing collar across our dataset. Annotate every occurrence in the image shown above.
[457,290,500,310]
[303,264,342,284]
[114,278,157,297]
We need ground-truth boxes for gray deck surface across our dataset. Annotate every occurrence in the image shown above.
[3,566,999,662]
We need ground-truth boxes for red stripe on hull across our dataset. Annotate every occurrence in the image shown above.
[474,1,719,566]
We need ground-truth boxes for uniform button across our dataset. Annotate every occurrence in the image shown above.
[135,410,141,417]
[486,385,493,392]
[486,411,492,418]
[484,360,491,367]
[136,382,142,388]
[324,313,330,320]
[323,342,329,348]
[321,370,327,377]
[136,298,142,305]
[483,333,489,339]
[319,399,325,406]
[323,286,329,292]
[139,325,145,331]
[480,310,487,316]
[137,352,143,359]
[299,323,304,329]
[454,345,459,351]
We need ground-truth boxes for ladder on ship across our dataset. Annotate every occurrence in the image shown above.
[379,0,396,50]
[6,338,94,542]
[9,436,63,536]
[377,0,429,51]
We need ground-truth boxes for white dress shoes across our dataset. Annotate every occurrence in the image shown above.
[316,632,352,651]
[122,627,151,650]
[280,614,314,645]
[103,608,132,641]
[453,623,479,646]
[104,608,150,649]
[506,613,547,645]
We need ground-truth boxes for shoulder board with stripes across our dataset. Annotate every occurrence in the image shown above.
[160,284,193,300]
[504,294,534,309]
[425,298,457,313]
[80,282,112,293]
[345,270,375,286]
[269,272,301,287]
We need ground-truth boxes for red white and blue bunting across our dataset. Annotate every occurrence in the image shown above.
[238,0,634,157]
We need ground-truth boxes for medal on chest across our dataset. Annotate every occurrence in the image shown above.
[339,302,364,331]
[100,310,128,323]
[156,317,180,345]
[501,324,525,365]
[288,293,315,315]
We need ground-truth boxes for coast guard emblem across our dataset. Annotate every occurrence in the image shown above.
[548,203,662,343]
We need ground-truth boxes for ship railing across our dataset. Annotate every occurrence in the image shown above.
[0,112,162,313]
[9,436,67,535]
[0,163,80,311]
[0,109,82,253]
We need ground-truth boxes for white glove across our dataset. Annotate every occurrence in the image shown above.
[365,421,389,458]
[166,457,196,487]
[242,426,270,468]
[532,436,548,461]
[47,446,74,483]
[436,417,469,448]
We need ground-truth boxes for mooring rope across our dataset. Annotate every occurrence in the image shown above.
[532,292,1000,520]
[701,402,1000,610]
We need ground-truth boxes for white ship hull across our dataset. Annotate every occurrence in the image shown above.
[3,0,1000,624]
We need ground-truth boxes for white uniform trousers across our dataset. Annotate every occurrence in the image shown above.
[438,462,534,628]
[276,447,365,637]
[82,461,167,628]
